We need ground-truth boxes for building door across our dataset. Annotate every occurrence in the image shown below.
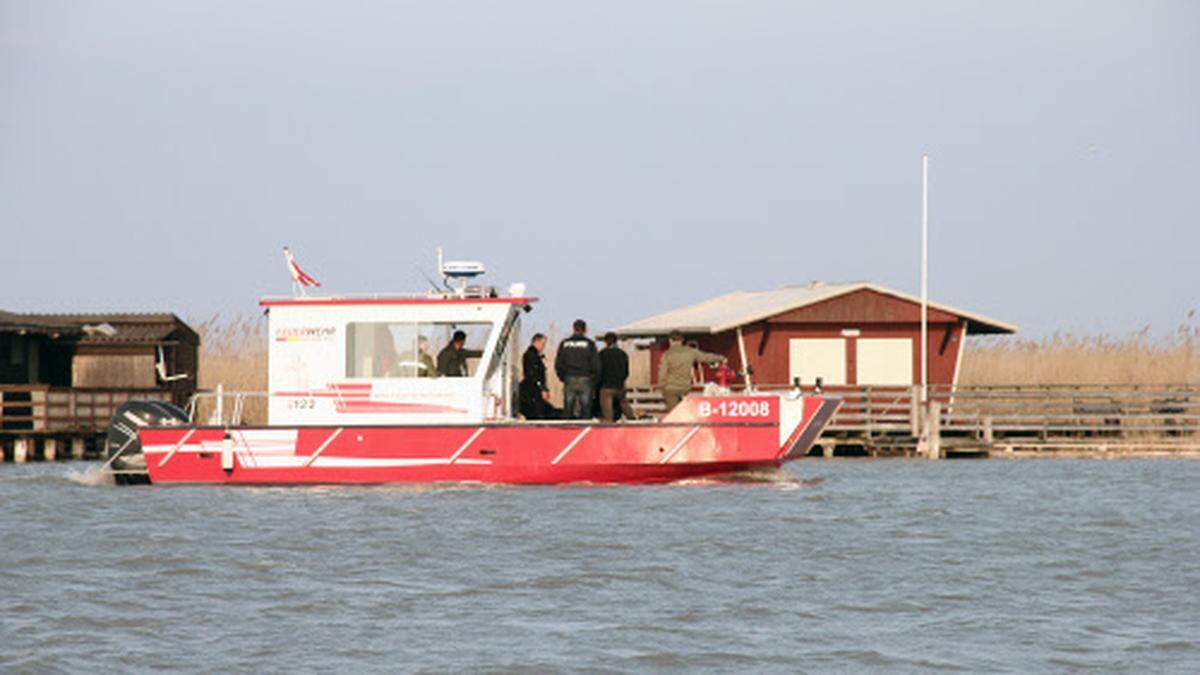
[788,338,846,386]
[855,338,913,386]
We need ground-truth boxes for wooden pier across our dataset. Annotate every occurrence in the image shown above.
[6,383,1199,463]
[0,385,170,463]
[631,384,1200,458]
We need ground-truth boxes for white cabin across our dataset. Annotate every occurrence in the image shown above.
[261,294,532,426]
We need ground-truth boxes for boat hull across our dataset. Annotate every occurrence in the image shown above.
[139,395,840,485]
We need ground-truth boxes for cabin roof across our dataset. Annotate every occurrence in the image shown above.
[0,311,198,344]
[259,295,537,308]
[614,282,1017,336]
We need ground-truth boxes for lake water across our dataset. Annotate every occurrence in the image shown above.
[2,459,1198,672]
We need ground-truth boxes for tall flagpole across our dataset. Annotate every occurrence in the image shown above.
[921,154,929,403]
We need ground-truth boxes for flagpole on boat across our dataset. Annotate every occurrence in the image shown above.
[920,154,929,404]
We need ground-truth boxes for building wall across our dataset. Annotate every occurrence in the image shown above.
[72,346,157,388]
[767,287,963,325]
[647,320,965,389]
[643,289,976,389]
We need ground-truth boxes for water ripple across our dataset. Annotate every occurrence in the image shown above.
[0,459,1197,672]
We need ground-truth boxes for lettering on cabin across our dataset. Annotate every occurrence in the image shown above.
[274,327,336,342]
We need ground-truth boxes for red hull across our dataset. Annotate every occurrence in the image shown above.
[139,396,839,485]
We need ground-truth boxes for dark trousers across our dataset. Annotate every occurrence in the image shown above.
[563,376,594,419]
[519,383,546,419]
[599,387,635,421]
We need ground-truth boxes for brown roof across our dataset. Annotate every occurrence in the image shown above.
[616,282,1018,337]
[0,310,82,337]
[0,311,198,344]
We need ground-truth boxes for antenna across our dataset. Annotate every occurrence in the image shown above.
[415,264,441,293]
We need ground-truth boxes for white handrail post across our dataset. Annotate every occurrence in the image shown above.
[928,401,941,460]
[910,384,921,437]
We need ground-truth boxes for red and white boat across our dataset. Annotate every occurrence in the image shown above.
[107,255,840,485]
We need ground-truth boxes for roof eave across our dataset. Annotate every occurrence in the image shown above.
[613,325,716,338]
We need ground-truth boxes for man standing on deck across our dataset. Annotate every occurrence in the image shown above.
[658,330,726,412]
[598,332,636,421]
[437,330,482,377]
[555,319,599,419]
[519,333,553,419]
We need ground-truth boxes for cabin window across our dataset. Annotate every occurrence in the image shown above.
[344,322,493,379]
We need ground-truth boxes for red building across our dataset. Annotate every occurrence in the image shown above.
[615,282,1015,390]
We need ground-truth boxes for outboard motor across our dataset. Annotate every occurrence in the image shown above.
[105,401,190,485]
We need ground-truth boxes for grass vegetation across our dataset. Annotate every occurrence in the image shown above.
[958,323,1200,387]
[192,315,1199,423]
[192,314,268,423]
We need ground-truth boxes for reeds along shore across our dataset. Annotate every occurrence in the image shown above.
[193,316,1200,423]
[957,325,1200,386]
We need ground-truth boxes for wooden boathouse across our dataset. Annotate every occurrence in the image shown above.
[0,311,198,461]
[615,281,1016,390]
[615,285,1200,457]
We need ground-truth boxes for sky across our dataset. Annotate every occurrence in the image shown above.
[1,1,1197,338]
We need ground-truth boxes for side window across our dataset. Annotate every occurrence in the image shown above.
[345,322,492,378]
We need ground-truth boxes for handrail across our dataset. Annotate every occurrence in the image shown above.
[624,384,1200,446]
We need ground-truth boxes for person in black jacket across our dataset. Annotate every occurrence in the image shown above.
[554,319,599,419]
[598,332,636,421]
[519,334,553,419]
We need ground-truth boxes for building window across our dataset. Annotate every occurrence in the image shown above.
[855,338,914,386]
[345,322,492,379]
[788,338,846,386]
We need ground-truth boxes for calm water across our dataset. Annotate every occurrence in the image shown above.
[1,459,1197,673]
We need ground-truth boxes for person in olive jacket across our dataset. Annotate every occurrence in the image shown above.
[658,330,726,411]
[519,334,553,419]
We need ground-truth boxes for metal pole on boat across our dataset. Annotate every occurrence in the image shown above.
[920,154,929,404]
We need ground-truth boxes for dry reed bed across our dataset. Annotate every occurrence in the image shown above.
[958,326,1199,386]
[193,316,1200,424]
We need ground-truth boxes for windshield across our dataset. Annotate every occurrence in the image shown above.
[345,321,492,378]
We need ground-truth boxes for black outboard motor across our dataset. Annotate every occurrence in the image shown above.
[105,401,190,485]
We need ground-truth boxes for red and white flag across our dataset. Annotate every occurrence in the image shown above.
[283,247,321,294]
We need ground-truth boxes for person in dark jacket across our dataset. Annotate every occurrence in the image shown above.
[436,330,482,377]
[519,334,553,419]
[554,319,599,419]
[598,332,636,421]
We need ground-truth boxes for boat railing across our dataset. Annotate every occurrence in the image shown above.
[187,386,270,427]
[186,387,511,427]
